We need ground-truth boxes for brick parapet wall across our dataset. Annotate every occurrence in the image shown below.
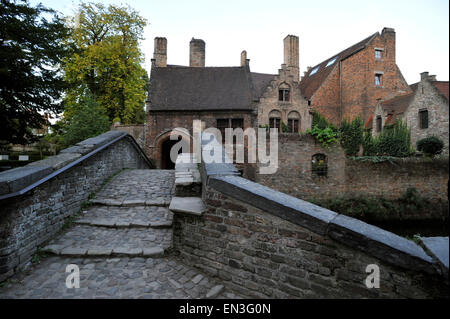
[0,131,151,281]
[172,137,448,298]
[255,134,448,202]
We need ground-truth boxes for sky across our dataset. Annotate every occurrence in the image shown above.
[30,0,449,84]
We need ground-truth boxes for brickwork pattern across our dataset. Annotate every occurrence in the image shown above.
[173,186,448,298]
[255,135,448,202]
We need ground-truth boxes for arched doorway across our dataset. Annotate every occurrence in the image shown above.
[161,137,180,169]
[160,136,191,169]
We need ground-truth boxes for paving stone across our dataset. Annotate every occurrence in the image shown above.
[168,279,183,289]
[206,285,224,298]
[142,247,164,257]
[42,245,65,255]
[60,247,87,256]
[87,248,112,256]
[112,247,143,256]
[192,274,204,284]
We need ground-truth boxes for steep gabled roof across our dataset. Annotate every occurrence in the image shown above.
[148,65,255,111]
[299,32,378,99]
[251,72,275,100]
[431,81,449,102]
[380,83,419,125]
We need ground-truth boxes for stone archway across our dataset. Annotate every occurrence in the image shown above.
[154,129,192,169]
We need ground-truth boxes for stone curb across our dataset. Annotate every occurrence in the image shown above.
[74,219,173,228]
[42,245,166,258]
[89,199,171,207]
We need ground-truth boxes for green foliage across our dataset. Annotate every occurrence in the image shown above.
[0,0,70,145]
[63,2,148,125]
[59,94,110,147]
[306,111,339,149]
[340,116,363,156]
[312,110,336,131]
[281,121,288,133]
[362,130,377,156]
[416,136,444,156]
[362,120,413,157]
[31,247,47,264]
[306,125,339,149]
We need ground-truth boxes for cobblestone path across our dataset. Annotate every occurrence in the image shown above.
[0,169,243,299]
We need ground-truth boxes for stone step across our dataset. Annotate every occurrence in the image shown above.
[89,198,171,207]
[42,224,172,257]
[169,197,206,216]
[42,245,166,258]
[74,205,173,228]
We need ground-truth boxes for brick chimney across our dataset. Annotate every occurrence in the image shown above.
[381,27,396,62]
[153,37,167,67]
[283,35,299,82]
[190,38,205,67]
[240,50,247,67]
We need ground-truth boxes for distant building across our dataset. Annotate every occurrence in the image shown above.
[368,72,449,154]
[299,28,411,125]
[145,36,312,168]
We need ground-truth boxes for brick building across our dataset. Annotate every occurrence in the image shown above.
[299,27,411,125]
[145,36,312,168]
[369,72,449,153]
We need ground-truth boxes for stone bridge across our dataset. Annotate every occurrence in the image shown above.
[0,131,448,298]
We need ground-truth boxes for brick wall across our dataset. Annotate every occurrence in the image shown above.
[0,131,151,281]
[341,29,411,122]
[310,29,411,126]
[172,146,448,299]
[146,111,256,168]
[254,134,448,202]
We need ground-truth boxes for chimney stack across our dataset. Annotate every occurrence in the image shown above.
[240,50,247,67]
[153,37,167,67]
[190,38,205,67]
[420,71,429,81]
[283,35,299,82]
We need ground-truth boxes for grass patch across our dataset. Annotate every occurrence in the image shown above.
[31,247,47,264]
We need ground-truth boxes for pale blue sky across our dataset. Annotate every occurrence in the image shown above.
[31,0,449,84]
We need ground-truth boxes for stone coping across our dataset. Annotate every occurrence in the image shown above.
[196,134,447,276]
[0,131,152,199]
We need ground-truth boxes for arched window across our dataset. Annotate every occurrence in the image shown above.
[311,153,327,177]
[287,111,301,133]
[278,83,291,102]
[269,110,281,132]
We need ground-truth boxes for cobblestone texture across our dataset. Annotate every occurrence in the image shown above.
[0,169,246,299]
[0,256,242,299]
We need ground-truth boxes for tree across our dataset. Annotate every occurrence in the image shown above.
[0,0,69,145]
[63,2,148,124]
[57,94,110,148]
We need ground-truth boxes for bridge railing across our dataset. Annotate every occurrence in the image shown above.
[0,131,153,281]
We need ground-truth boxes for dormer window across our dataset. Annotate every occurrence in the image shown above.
[278,83,290,102]
[326,57,337,67]
[310,66,319,76]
